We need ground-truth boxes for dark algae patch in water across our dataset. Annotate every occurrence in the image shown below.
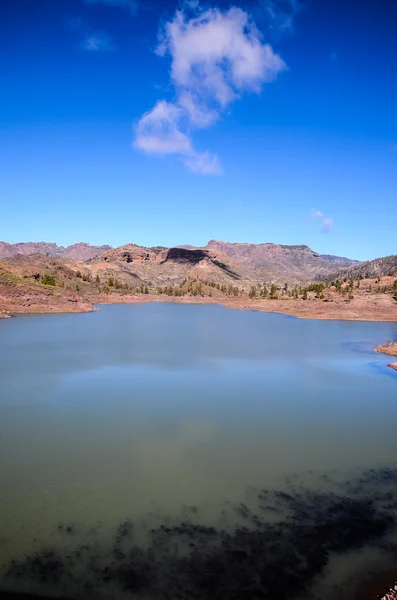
[3,468,397,600]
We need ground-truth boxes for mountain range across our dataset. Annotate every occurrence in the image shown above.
[0,241,112,261]
[0,240,360,283]
[1,239,396,320]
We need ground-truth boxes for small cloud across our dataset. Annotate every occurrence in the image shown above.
[330,51,337,62]
[392,144,397,151]
[134,2,286,174]
[322,218,333,233]
[134,101,221,175]
[83,0,138,15]
[182,151,222,175]
[81,32,115,52]
[256,0,303,35]
[310,209,333,233]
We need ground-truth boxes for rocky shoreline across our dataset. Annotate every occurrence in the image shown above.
[93,293,397,322]
[375,342,397,372]
[2,293,397,322]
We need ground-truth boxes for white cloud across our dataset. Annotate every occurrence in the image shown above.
[83,0,138,15]
[81,32,115,52]
[158,7,285,105]
[183,151,222,175]
[134,101,192,154]
[134,2,286,174]
[310,210,324,219]
[310,209,333,233]
[322,218,333,233]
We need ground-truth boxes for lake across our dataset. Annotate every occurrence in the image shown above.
[1,303,397,600]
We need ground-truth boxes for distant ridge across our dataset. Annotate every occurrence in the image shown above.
[320,254,397,282]
[0,241,112,261]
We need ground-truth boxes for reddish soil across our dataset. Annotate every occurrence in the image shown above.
[0,281,95,317]
[91,293,397,321]
[2,287,397,322]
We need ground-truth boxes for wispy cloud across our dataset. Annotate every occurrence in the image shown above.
[183,151,222,175]
[81,32,115,52]
[330,51,337,62]
[134,2,286,174]
[310,209,333,233]
[135,101,193,155]
[310,210,324,220]
[83,0,138,15]
[322,218,333,233]
[256,0,302,35]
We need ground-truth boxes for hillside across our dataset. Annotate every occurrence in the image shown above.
[87,244,244,286]
[319,255,397,282]
[0,257,95,316]
[205,240,358,278]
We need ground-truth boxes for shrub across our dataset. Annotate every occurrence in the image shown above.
[41,274,56,286]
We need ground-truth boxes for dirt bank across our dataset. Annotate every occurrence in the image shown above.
[1,290,397,322]
[0,282,96,317]
[92,293,397,322]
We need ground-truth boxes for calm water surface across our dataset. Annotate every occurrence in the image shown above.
[1,303,397,599]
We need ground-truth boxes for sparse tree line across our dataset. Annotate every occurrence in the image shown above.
[247,277,397,302]
[153,278,241,298]
[39,267,397,303]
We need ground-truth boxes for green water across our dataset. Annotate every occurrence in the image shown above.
[1,304,397,599]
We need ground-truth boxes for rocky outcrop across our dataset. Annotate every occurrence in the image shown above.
[90,244,164,265]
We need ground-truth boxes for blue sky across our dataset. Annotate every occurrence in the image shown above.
[1,0,396,260]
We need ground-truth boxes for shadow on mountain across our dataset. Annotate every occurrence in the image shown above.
[163,248,241,280]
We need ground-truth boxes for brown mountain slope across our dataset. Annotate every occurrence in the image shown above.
[0,238,364,286]
[0,241,112,260]
[0,257,95,315]
[88,244,243,286]
[319,255,397,282]
[205,240,359,278]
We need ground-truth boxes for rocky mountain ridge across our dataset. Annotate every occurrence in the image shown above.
[205,240,359,276]
[0,240,359,282]
[320,255,397,282]
[0,241,112,261]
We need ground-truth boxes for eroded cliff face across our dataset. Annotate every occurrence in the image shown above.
[91,244,165,264]
[205,240,358,276]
